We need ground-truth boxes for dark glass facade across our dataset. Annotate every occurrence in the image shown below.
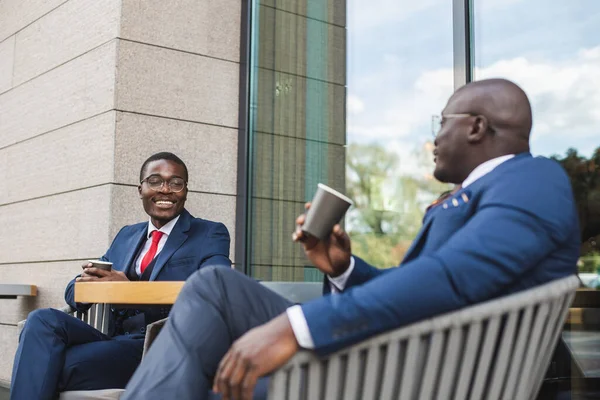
[245,1,346,281]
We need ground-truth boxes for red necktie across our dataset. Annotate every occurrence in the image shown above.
[140,230,164,274]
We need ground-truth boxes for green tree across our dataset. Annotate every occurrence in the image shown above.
[346,143,399,235]
[346,142,451,268]
[551,147,600,272]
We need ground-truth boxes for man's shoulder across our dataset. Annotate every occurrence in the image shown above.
[478,155,578,234]
[186,215,229,236]
[486,154,570,191]
[189,217,220,227]
[115,221,147,237]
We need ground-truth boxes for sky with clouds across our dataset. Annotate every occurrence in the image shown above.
[346,0,600,172]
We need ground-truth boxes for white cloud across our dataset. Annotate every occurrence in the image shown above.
[475,47,600,141]
[348,46,600,158]
[347,94,365,115]
[347,67,454,142]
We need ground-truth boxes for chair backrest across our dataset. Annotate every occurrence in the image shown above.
[75,303,111,335]
[268,275,579,400]
[261,282,323,303]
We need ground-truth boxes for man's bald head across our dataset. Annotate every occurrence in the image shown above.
[451,78,533,141]
[433,78,533,184]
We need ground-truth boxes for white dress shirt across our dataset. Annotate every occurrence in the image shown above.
[134,215,180,276]
[287,154,516,349]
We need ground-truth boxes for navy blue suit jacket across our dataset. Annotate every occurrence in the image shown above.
[64,209,231,336]
[302,153,580,355]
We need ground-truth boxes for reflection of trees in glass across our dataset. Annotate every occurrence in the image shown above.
[345,144,600,271]
[346,142,450,268]
[551,148,600,272]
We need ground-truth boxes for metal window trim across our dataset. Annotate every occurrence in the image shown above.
[452,0,474,90]
[234,0,254,275]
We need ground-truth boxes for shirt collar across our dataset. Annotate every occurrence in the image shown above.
[147,214,181,239]
[462,154,515,188]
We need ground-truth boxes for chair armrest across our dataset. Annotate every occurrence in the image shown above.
[142,318,169,358]
[0,284,37,299]
[74,282,184,304]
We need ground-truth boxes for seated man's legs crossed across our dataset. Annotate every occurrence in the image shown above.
[124,266,292,398]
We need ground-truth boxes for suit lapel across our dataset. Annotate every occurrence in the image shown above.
[123,227,147,275]
[401,153,532,265]
[149,210,191,281]
[402,217,434,264]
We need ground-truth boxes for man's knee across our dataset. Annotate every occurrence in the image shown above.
[188,265,240,290]
[23,308,62,336]
[179,265,245,306]
[198,264,237,279]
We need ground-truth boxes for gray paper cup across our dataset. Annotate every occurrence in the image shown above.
[88,260,113,271]
[302,183,353,241]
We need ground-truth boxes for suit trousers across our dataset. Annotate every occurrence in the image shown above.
[10,308,144,400]
[122,266,294,400]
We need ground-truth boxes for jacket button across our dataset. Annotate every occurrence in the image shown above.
[140,327,146,334]
[124,331,129,335]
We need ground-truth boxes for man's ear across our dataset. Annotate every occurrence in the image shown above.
[138,185,143,198]
[467,115,489,144]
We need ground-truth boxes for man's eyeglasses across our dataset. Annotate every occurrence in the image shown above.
[431,113,473,138]
[140,175,187,193]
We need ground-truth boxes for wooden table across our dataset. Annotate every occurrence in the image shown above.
[0,284,37,299]
[75,282,184,305]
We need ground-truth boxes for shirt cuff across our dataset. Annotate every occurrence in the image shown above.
[286,305,315,349]
[327,256,355,293]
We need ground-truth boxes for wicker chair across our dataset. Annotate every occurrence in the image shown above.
[267,275,579,400]
[16,277,577,399]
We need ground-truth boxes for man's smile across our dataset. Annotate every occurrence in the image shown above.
[153,198,176,209]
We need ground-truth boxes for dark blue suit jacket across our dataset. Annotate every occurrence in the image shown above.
[302,153,581,355]
[64,209,231,336]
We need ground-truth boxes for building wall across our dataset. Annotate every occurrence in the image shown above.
[0,0,241,384]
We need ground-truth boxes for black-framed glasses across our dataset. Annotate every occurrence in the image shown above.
[431,113,473,138]
[140,175,187,192]
[432,113,496,139]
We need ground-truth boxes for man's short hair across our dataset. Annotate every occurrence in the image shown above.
[139,152,188,182]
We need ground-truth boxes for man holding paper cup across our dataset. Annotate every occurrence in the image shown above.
[123,79,579,400]
[11,152,232,400]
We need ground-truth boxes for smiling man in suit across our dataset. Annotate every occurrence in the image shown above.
[10,152,231,400]
[123,79,580,400]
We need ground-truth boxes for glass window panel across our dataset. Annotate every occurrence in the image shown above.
[346,0,454,268]
[247,1,346,281]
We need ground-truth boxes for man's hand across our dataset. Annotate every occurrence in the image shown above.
[76,262,129,282]
[292,202,352,277]
[213,314,299,400]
